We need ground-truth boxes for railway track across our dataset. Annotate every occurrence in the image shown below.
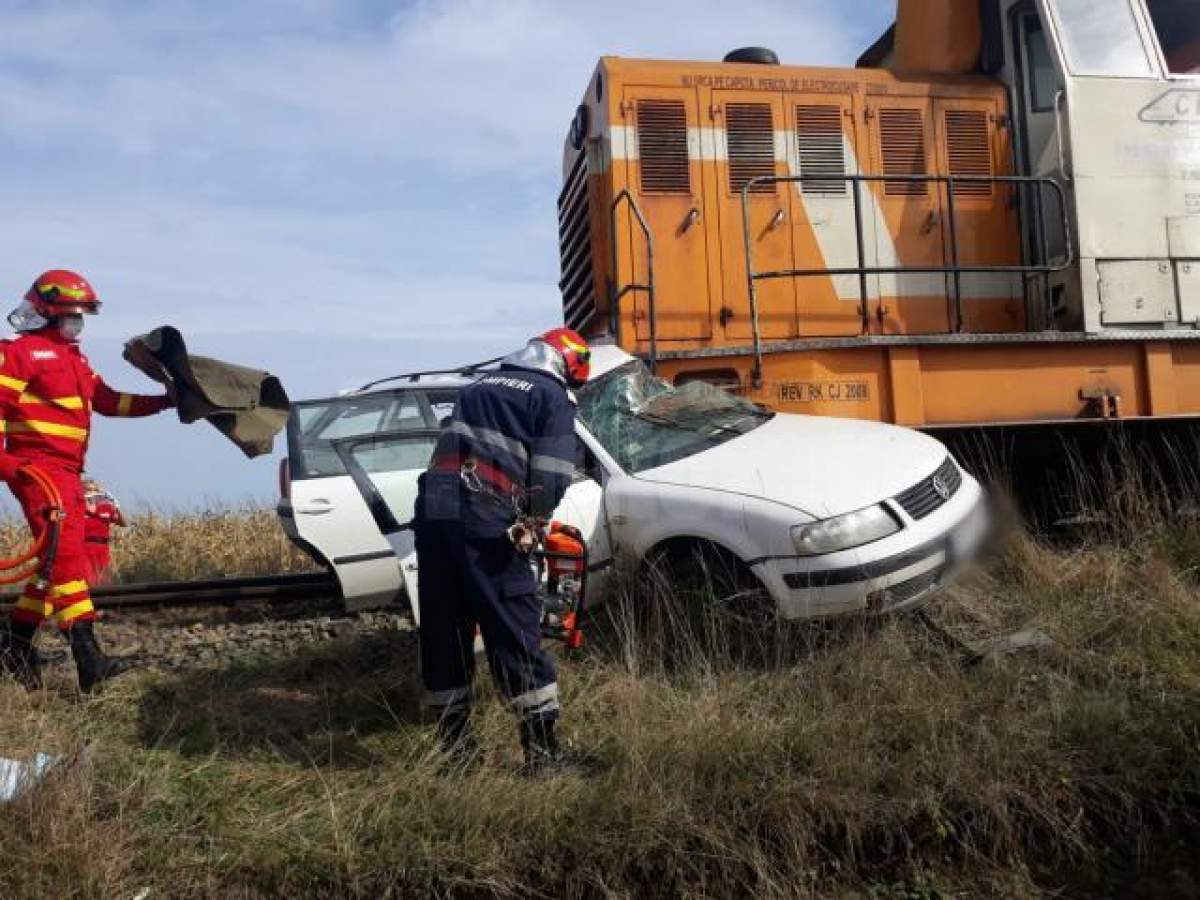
[0,571,338,612]
[0,571,418,675]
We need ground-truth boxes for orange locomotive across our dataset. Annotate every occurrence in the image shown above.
[0,270,172,692]
[556,0,1200,433]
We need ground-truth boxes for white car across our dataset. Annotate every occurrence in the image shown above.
[277,344,989,621]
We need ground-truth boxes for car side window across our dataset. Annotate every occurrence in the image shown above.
[290,386,461,480]
[337,434,440,533]
[351,435,438,472]
[314,397,392,440]
[386,393,427,432]
[293,393,426,478]
[426,389,459,423]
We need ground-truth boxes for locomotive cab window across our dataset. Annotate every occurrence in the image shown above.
[1023,14,1063,112]
[1146,0,1200,75]
[1049,0,1155,77]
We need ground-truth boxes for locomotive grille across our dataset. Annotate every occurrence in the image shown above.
[944,109,993,198]
[879,107,928,197]
[726,102,776,195]
[558,150,595,333]
[795,104,847,196]
[636,99,691,194]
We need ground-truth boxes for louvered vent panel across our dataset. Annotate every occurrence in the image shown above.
[879,108,928,197]
[636,100,691,194]
[557,151,596,332]
[726,103,775,194]
[795,105,847,195]
[944,109,993,197]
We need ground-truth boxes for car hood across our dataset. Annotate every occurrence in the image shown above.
[634,413,948,519]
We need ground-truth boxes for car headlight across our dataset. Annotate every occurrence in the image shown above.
[790,505,900,556]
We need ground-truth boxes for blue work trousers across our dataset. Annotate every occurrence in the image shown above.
[415,516,559,722]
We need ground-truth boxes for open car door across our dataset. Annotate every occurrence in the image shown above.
[332,430,438,623]
[284,388,457,611]
[333,428,613,623]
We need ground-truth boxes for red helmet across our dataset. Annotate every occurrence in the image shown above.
[25,269,101,317]
[540,326,591,387]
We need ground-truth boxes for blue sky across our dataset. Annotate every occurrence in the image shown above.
[0,0,892,508]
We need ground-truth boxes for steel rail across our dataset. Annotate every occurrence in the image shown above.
[0,571,336,612]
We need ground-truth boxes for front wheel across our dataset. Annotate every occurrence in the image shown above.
[648,541,770,616]
[640,541,779,666]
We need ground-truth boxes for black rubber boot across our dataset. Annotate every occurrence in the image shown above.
[519,718,595,776]
[67,621,135,693]
[0,619,41,690]
[436,706,479,772]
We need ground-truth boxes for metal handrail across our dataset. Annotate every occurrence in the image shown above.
[610,188,658,374]
[1053,89,1072,182]
[740,172,1075,388]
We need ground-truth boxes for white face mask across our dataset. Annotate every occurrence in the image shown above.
[58,315,85,341]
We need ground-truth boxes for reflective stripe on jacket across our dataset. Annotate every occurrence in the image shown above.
[0,329,169,470]
[424,364,578,532]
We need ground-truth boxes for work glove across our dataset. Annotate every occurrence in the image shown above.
[507,517,545,555]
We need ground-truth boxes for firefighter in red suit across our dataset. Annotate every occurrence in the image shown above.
[83,478,125,586]
[0,270,172,692]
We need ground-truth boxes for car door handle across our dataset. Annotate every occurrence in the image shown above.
[296,501,335,515]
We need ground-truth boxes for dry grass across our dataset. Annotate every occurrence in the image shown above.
[0,495,1197,896]
[0,506,315,584]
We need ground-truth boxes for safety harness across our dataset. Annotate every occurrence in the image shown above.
[430,453,541,516]
[428,454,587,650]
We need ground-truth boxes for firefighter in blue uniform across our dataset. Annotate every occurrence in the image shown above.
[414,327,592,772]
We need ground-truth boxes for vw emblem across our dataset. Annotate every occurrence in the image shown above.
[931,475,951,501]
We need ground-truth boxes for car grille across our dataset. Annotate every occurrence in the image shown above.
[868,567,942,612]
[894,457,962,521]
[887,568,941,603]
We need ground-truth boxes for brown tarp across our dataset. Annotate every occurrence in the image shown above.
[123,326,290,459]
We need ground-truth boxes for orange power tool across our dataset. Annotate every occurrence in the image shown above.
[538,521,588,650]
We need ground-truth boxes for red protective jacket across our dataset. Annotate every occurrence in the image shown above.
[0,329,167,629]
[0,328,169,474]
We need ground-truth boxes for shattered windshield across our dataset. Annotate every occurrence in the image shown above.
[577,361,773,474]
